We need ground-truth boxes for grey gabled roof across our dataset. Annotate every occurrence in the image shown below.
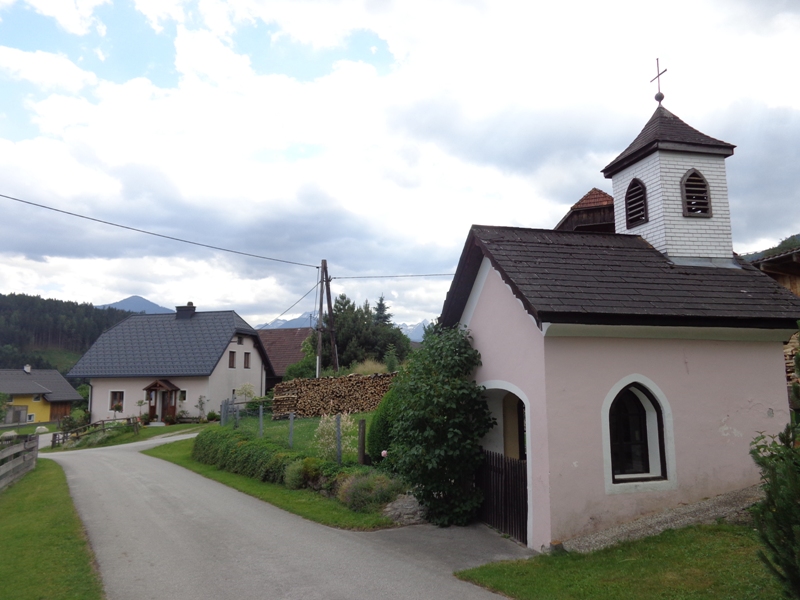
[602,105,735,178]
[440,226,800,329]
[0,369,83,402]
[67,311,272,379]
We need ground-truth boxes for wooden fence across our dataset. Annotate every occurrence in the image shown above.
[51,417,140,448]
[477,449,528,545]
[0,435,38,492]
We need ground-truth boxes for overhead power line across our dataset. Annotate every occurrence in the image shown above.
[333,273,453,280]
[266,280,320,327]
[0,193,318,269]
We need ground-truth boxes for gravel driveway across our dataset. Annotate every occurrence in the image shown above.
[46,436,533,600]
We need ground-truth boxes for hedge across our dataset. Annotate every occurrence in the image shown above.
[191,427,307,484]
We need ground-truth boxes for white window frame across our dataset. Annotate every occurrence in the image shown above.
[109,391,125,412]
[601,374,677,495]
[27,413,35,422]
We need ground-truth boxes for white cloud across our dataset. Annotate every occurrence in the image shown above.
[0,47,97,92]
[24,0,110,36]
[133,0,188,32]
[0,0,798,325]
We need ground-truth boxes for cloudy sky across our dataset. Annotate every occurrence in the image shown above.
[1,0,798,327]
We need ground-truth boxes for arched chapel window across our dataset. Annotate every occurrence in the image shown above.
[681,169,712,217]
[609,384,666,483]
[625,179,648,229]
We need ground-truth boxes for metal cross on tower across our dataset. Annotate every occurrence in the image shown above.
[651,58,667,104]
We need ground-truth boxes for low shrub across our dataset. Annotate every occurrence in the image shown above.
[366,388,401,465]
[284,460,305,489]
[207,410,219,421]
[314,413,357,462]
[337,471,405,512]
[192,428,305,485]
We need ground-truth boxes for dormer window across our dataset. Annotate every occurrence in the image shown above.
[682,169,711,217]
[625,179,648,229]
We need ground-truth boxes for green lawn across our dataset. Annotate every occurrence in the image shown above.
[42,422,212,452]
[144,437,394,530]
[0,459,104,600]
[231,411,374,461]
[1,422,54,435]
[457,524,781,600]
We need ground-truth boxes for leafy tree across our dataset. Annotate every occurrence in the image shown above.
[320,293,410,369]
[750,423,800,598]
[389,324,495,526]
[284,335,317,380]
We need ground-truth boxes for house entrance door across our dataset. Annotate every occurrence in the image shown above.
[477,450,528,545]
[161,391,176,420]
[148,392,157,421]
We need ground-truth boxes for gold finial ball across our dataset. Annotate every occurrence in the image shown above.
[655,91,664,103]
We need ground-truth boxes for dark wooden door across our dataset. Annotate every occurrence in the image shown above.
[477,450,528,545]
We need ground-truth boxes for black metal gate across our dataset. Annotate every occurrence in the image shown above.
[477,449,528,545]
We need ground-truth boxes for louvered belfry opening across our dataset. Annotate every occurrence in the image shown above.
[682,170,711,217]
[625,178,648,228]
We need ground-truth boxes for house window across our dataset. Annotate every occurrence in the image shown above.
[110,391,124,411]
[681,169,711,217]
[609,385,666,483]
[27,413,34,422]
[33,394,41,402]
[625,178,648,229]
[244,352,251,369]
[179,390,187,404]
[229,351,236,368]
[237,336,243,345]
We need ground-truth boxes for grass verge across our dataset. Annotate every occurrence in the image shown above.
[0,459,104,600]
[143,438,394,531]
[457,524,780,600]
[42,422,211,452]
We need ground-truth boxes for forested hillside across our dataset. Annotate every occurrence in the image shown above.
[0,293,131,372]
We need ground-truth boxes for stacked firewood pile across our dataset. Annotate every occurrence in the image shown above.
[786,333,799,389]
[272,373,397,419]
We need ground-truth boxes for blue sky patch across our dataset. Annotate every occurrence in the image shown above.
[0,1,178,89]
[233,23,394,81]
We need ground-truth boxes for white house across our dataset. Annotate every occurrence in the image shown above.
[68,303,274,422]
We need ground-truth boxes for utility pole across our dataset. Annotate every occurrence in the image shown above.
[316,263,324,378]
[315,259,339,377]
[323,261,339,373]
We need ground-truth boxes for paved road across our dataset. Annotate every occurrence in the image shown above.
[46,436,532,600]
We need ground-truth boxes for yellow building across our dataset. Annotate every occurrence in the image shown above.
[1,366,83,425]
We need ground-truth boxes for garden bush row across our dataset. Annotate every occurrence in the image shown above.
[192,427,406,513]
[192,427,306,484]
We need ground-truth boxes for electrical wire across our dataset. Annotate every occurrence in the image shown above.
[332,273,453,280]
[0,193,318,269]
[265,281,320,327]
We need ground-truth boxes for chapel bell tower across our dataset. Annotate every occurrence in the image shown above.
[601,87,737,266]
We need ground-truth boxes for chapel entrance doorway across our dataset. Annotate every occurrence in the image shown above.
[477,391,528,544]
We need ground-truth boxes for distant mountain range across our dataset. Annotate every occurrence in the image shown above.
[257,311,429,342]
[97,299,431,342]
[96,295,174,314]
[257,312,318,330]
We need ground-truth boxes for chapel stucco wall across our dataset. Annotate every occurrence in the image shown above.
[460,256,551,550]
[542,335,791,542]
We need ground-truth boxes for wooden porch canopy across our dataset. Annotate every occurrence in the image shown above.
[143,379,180,393]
